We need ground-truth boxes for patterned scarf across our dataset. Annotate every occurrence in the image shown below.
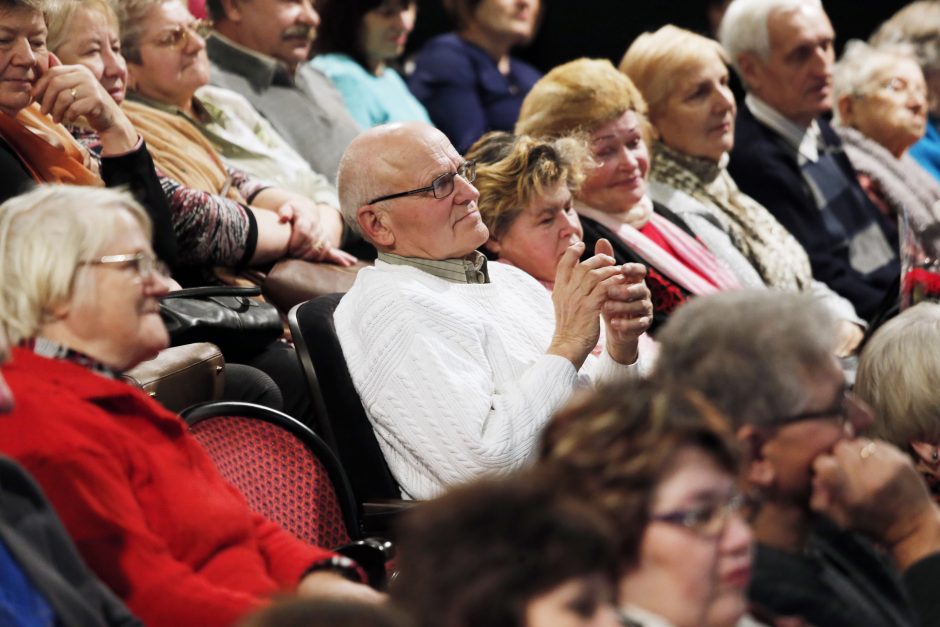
[650,141,813,290]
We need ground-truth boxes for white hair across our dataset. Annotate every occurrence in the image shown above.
[719,0,824,78]
[0,185,150,345]
[832,40,920,124]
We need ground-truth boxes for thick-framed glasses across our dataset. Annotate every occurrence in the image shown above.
[650,492,753,537]
[774,387,865,430]
[80,252,169,281]
[366,160,476,205]
[147,19,213,49]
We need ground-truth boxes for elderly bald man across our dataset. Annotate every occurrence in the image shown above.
[334,122,652,499]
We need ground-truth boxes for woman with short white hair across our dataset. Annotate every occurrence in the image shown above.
[832,40,940,235]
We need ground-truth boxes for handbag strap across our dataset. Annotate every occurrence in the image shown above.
[162,286,262,300]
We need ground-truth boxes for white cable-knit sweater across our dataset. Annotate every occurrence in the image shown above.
[334,260,636,499]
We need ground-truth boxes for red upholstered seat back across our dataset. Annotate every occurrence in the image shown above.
[189,415,351,548]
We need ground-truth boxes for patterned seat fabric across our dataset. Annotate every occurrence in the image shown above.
[189,415,351,549]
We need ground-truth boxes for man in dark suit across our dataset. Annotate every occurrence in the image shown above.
[0,342,140,626]
[720,0,899,321]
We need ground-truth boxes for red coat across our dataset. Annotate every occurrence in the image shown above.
[0,348,334,626]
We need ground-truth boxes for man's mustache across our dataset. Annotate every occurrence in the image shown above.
[282,25,315,40]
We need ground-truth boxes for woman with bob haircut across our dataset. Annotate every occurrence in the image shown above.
[311,0,430,128]
[0,185,381,627]
[392,471,623,627]
[408,0,542,153]
[856,302,940,503]
[620,25,865,355]
[516,58,754,333]
[832,41,940,234]
[538,378,754,627]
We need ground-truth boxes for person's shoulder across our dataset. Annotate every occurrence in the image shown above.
[310,53,367,80]
[412,33,475,70]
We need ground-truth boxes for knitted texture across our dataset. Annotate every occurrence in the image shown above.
[189,416,351,549]
[335,261,630,499]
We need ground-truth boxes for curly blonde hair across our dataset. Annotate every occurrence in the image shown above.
[465,131,592,241]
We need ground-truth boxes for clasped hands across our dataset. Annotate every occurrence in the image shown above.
[276,202,357,267]
[549,238,652,368]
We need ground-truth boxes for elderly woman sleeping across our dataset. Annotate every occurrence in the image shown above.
[832,41,940,236]
[0,185,381,627]
[0,0,176,262]
[620,25,865,355]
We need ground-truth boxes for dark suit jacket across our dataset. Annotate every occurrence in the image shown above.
[728,105,897,320]
[0,455,141,627]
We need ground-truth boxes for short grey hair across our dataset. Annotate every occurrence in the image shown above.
[832,40,920,124]
[114,0,173,64]
[856,303,940,448]
[651,290,838,430]
[336,144,384,237]
[871,1,940,74]
[0,185,151,345]
[719,0,823,78]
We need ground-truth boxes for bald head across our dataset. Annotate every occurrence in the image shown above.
[337,122,486,258]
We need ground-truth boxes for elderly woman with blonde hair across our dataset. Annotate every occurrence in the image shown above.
[856,302,940,503]
[0,185,380,627]
[516,59,753,332]
[620,24,864,355]
[832,40,940,235]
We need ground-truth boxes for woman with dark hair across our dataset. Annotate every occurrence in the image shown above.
[539,379,754,627]
[311,0,430,128]
[407,0,541,153]
[392,471,623,627]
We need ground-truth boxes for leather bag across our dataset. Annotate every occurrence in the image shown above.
[160,286,282,354]
[121,342,225,413]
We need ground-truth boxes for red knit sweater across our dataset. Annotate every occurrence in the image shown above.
[0,348,335,626]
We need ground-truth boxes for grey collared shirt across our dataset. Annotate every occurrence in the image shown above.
[377,251,491,284]
[205,33,361,183]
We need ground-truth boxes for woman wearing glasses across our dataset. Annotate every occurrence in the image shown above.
[0,185,382,627]
[538,379,754,627]
[0,0,176,263]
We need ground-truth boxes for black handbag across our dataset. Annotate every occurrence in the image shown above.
[160,286,282,355]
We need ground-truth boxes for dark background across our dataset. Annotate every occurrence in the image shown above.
[408,0,910,73]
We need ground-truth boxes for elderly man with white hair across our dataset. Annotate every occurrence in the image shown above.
[720,0,900,322]
[334,122,652,499]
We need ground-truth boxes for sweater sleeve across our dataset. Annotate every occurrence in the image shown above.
[99,140,179,268]
[340,291,580,499]
[21,448,268,627]
[249,512,336,586]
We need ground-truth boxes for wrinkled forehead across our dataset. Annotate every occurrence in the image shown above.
[381,127,462,187]
[769,3,832,52]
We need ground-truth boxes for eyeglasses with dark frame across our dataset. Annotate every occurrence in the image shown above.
[366,160,476,205]
[80,252,169,281]
[147,18,214,50]
[650,491,753,537]
[773,386,863,430]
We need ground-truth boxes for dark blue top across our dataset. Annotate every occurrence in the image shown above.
[0,539,55,626]
[407,33,542,153]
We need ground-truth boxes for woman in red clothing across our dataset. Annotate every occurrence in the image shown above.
[0,185,381,626]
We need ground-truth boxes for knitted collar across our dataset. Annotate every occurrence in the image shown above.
[652,141,726,185]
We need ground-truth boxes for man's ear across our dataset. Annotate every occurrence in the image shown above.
[483,235,501,256]
[911,441,940,466]
[736,52,762,93]
[218,0,243,22]
[357,206,395,249]
[737,424,775,489]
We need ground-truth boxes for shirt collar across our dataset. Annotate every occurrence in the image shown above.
[207,32,295,90]
[745,93,822,164]
[377,251,490,284]
[22,337,120,379]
